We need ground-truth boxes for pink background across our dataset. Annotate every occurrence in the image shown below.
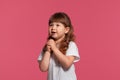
[0,0,120,80]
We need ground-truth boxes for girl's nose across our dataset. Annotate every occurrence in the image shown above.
[51,25,56,30]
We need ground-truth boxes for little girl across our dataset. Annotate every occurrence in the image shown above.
[38,12,80,80]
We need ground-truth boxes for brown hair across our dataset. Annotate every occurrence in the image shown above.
[44,12,75,54]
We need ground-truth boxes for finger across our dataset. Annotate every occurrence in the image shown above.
[47,46,51,51]
[47,45,51,48]
[49,39,55,42]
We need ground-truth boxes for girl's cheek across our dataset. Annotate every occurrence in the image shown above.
[48,30,51,35]
[48,28,51,32]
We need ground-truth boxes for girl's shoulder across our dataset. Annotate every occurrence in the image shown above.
[69,41,76,45]
[68,41,78,47]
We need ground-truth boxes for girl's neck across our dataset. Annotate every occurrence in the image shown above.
[55,40,62,48]
[55,39,62,44]
[55,36,65,44]
[55,36,65,48]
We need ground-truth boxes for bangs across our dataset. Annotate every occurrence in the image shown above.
[48,13,68,27]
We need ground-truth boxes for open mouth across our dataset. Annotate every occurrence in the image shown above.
[49,32,57,40]
[51,32,56,34]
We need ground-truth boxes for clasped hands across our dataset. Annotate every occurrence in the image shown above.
[46,39,58,53]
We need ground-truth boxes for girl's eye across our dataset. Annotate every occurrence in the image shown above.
[49,24,53,26]
[56,24,60,27]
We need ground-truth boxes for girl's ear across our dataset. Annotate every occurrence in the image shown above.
[65,27,70,34]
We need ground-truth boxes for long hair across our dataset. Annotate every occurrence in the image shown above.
[43,12,75,54]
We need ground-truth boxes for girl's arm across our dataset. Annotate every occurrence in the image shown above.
[38,45,51,72]
[52,46,75,70]
[47,39,75,70]
[38,51,51,72]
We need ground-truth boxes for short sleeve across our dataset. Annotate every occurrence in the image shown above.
[66,41,80,62]
[37,50,44,61]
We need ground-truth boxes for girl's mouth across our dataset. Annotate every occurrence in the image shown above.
[51,32,56,34]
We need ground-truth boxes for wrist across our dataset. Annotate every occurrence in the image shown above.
[52,46,58,52]
[46,50,50,52]
[45,50,51,54]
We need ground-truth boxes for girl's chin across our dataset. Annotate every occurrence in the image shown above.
[49,36,57,40]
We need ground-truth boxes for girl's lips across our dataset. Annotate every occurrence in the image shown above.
[51,32,56,35]
[51,32,56,34]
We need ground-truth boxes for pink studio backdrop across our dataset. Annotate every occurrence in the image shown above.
[0,0,120,80]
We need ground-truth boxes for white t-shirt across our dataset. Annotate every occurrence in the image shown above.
[38,41,80,80]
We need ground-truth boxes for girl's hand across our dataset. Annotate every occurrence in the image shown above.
[46,45,51,52]
[47,39,57,50]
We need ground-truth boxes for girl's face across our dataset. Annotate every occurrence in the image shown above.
[49,22,69,41]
